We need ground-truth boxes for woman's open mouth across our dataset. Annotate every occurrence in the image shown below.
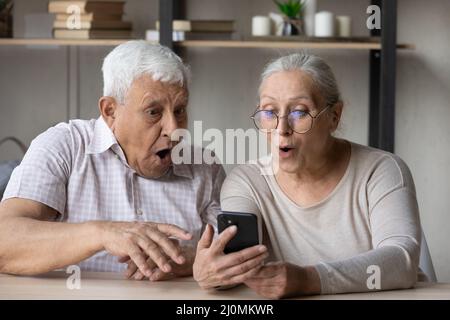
[279,146,294,158]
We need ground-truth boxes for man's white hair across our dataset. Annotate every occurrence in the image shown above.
[102,40,190,104]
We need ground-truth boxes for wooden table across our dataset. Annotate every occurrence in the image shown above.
[1,271,449,300]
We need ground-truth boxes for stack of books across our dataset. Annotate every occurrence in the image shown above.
[49,0,132,39]
[147,20,235,42]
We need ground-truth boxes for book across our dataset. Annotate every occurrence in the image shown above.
[155,20,234,33]
[53,19,132,30]
[48,1,125,15]
[53,28,131,39]
[54,13,123,21]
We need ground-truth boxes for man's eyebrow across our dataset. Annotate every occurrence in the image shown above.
[177,98,189,105]
[142,99,163,108]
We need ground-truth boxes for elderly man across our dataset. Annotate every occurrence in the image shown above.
[0,41,225,281]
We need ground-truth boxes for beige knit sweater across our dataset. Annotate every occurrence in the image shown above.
[220,142,421,294]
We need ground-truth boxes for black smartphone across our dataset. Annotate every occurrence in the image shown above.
[217,211,260,254]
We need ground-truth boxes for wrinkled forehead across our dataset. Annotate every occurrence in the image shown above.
[259,70,324,106]
[126,74,189,103]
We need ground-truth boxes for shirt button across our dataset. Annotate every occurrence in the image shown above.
[136,209,143,216]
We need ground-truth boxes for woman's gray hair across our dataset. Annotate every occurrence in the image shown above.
[260,53,342,107]
[102,40,190,104]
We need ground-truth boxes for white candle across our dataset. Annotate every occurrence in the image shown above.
[314,11,335,37]
[303,0,317,36]
[336,16,352,37]
[252,16,271,36]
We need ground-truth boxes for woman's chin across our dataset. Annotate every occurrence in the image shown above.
[276,159,301,174]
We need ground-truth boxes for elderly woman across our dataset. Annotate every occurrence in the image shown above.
[193,53,421,298]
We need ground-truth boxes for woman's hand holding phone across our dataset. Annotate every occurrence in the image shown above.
[193,224,268,290]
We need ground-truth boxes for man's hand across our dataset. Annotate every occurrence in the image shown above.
[120,243,196,281]
[244,262,321,299]
[98,221,192,279]
[193,224,269,289]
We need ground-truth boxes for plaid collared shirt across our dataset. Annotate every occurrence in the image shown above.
[2,116,225,272]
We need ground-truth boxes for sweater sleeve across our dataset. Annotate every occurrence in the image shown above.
[315,154,421,294]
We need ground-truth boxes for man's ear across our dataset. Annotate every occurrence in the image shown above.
[98,96,119,128]
[330,101,343,132]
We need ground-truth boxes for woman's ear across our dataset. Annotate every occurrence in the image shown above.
[98,96,118,128]
[330,101,343,132]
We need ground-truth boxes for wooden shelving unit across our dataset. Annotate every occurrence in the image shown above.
[0,38,414,50]
[159,0,405,153]
[0,0,409,152]
[177,40,414,50]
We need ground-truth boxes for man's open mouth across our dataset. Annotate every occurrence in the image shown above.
[156,148,171,159]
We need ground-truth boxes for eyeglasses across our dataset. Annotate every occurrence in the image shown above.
[251,105,331,134]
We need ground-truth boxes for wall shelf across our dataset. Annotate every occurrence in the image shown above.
[0,38,414,51]
[0,38,145,46]
[0,0,409,153]
[177,40,414,50]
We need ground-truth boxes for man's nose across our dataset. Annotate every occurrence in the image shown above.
[161,112,179,138]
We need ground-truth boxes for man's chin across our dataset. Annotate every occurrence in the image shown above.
[135,160,172,179]
[144,168,171,179]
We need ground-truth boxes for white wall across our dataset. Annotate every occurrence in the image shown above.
[0,0,449,281]
[395,0,450,284]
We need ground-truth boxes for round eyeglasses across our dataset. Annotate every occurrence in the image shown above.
[251,105,331,134]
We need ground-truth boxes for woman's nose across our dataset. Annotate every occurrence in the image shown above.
[277,116,292,136]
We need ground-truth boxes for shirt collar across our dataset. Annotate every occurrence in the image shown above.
[87,116,193,179]
[86,116,118,155]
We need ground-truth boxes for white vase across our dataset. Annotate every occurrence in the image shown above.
[303,0,317,37]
